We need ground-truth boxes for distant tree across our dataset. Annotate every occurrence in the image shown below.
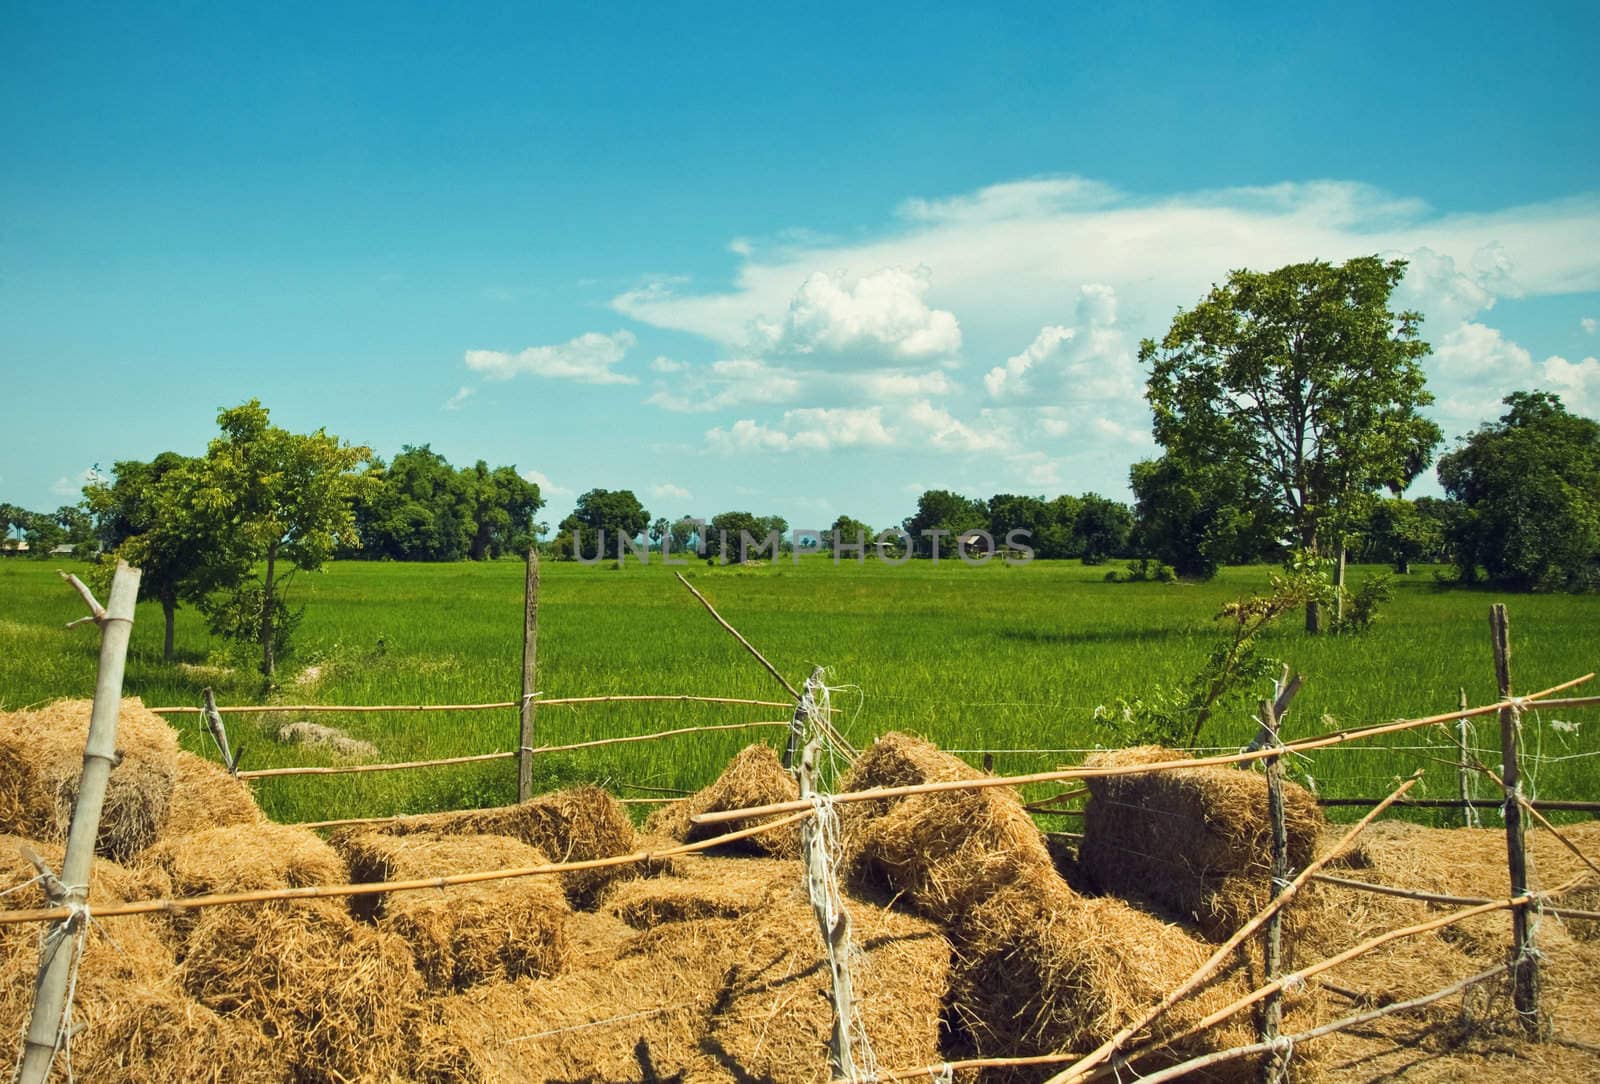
[1437,391,1600,591]
[558,489,649,559]
[1037,495,1084,559]
[350,446,471,560]
[669,516,702,554]
[649,517,670,550]
[1142,256,1441,631]
[1073,494,1135,564]
[193,400,372,677]
[829,515,873,552]
[462,461,542,560]
[20,510,66,557]
[0,503,24,550]
[986,494,1049,553]
[903,490,987,558]
[706,511,775,563]
[1130,456,1282,579]
[86,453,249,660]
[1362,497,1448,574]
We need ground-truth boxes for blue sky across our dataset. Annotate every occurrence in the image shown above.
[3,2,1597,530]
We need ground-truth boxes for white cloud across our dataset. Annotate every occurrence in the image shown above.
[647,358,803,413]
[1427,321,1600,423]
[650,355,689,373]
[1539,354,1600,417]
[520,469,573,498]
[465,330,638,384]
[901,400,1012,453]
[649,482,693,501]
[443,386,475,411]
[750,266,962,366]
[1433,322,1533,379]
[1583,317,1597,335]
[706,408,894,454]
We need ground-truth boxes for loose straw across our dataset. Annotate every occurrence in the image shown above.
[693,675,1593,827]
[1032,770,1424,1084]
[1310,873,1600,921]
[0,810,813,926]
[1124,962,1511,1084]
[151,693,809,715]
[237,720,791,780]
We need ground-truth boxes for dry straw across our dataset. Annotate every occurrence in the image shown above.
[334,830,570,991]
[647,743,803,858]
[0,698,178,861]
[1078,744,1326,939]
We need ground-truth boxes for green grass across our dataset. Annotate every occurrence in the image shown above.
[2,556,1597,825]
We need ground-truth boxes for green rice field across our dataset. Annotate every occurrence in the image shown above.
[2,556,1596,826]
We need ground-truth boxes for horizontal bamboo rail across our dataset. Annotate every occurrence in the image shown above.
[1126,963,1511,1084]
[1316,796,1600,812]
[690,675,1594,827]
[0,810,814,926]
[1311,873,1600,921]
[151,693,812,715]
[293,795,685,830]
[236,719,792,780]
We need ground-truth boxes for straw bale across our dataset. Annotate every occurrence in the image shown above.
[839,732,1054,923]
[374,784,639,906]
[602,854,794,927]
[142,821,347,946]
[705,891,952,1082]
[0,839,282,1083]
[646,743,802,858]
[161,749,263,839]
[413,916,741,1082]
[0,697,179,860]
[1079,745,1326,939]
[335,830,570,991]
[179,899,424,1083]
[949,878,1261,1081]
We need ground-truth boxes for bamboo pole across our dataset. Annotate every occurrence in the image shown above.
[1258,697,1288,1082]
[1031,770,1423,1084]
[1457,687,1473,827]
[18,561,141,1084]
[0,809,815,927]
[691,676,1592,827]
[799,735,857,1079]
[290,794,687,829]
[673,572,859,760]
[201,687,238,774]
[1309,873,1600,920]
[237,720,792,780]
[784,666,825,770]
[1314,797,1600,812]
[1122,963,1511,1084]
[518,545,539,802]
[148,693,814,714]
[1491,604,1543,1038]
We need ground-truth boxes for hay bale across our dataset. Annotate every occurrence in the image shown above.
[0,839,282,1083]
[602,855,793,927]
[949,878,1261,1080]
[334,830,570,991]
[375,785,639,907]
[0,697,179,860]
[161,750,263,840]
[142,821,348,945]
[1079,745,1326,939]
[646,743,802,858]
[705,892,952,1082]
[179,899,423,1084]
[839,732,1054,923]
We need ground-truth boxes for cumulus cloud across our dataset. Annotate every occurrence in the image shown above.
[50,468,99,498]
[650,355,689,373]
[443,386,475,411]
[520,469,573,498]
[705,408,894,454]
[984,284,1135,403]
[750,266,962,365]
[1583,317,1597,335]
[465,330,638,384]
[649,482,693,501]
[647,358,803,413]
[1428,322,1600,424]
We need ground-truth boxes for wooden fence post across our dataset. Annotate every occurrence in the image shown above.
[798,734,858,1080]
[201,686,239,774]
[1490,603,1544,1038]
[1457,687,1475,828]
[18,561,141,1084]
[518,546,540,803]
[783,666,825,771]
[1258,694,1288,1083]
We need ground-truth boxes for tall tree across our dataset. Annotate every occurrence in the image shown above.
[1073,493,1135,564]
[1437,391,1600,591]
[194,400,372,676]
[1141,256,1441,630]
[84,453,247,660]
[462,461,542,560]
[902,490,987,558]
[557,489,649,559]
[1130,456,1283,579]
